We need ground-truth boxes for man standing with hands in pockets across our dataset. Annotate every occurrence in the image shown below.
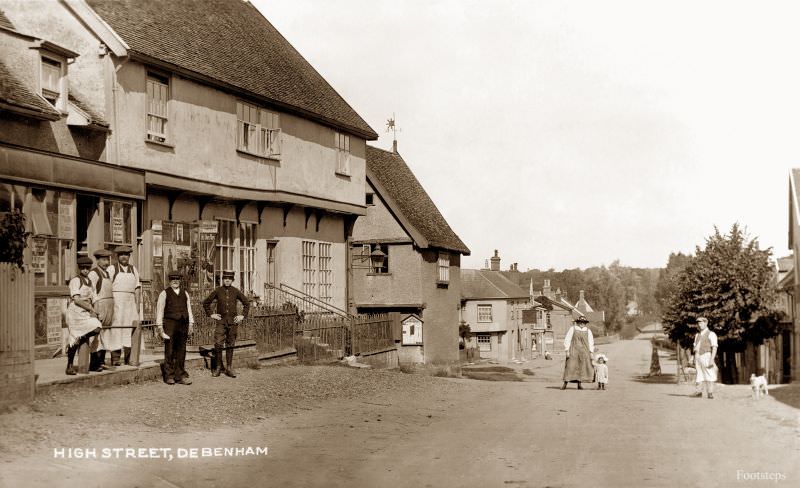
[203,270,250,378]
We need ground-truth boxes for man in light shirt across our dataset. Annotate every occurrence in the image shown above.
[155,271,194,385]
[692,317,718,399]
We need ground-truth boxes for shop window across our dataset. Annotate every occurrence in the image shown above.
[103,200,132,250]
[26,189,75,287]
[215,219,236,286]
[0,183,25,215]
[318,242,332,303]
[238,222,256,293]
[302,240,316,297]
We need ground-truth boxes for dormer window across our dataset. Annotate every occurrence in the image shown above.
[40,55,66,111]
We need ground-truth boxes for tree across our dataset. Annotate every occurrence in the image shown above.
[458,322,472,350]
[654,252,693,314]
[661,224,783,382]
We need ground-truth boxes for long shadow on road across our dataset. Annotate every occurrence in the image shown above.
[768,383,800,410]
[629,373,678,384]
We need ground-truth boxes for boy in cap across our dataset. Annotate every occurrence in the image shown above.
[88,249,115,371]
[109,245,141,365]
[203,270,250,377]
[155,271,195,385]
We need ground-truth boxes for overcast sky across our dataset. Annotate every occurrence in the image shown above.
[256,0,800,271]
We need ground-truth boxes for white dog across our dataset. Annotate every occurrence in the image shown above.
[750,373,769,400]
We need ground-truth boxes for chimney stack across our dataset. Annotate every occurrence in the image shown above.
[490,250,501,271]
[392,139,398,154]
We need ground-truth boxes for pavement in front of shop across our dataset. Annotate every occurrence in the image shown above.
[35,351,204,393]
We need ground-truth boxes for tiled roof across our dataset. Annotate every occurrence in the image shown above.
[534,295,578,313]
[366,145,470,255]
[0,9,15,31]
[85,0,376,139]
[69,92,109,128]
[461,269,528,300]
[0,58,61,119]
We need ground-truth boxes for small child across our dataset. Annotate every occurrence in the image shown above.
[595,354,609,390]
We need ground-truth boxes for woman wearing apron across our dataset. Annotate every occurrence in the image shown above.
[561,315,595,390]
[65,256,103,375]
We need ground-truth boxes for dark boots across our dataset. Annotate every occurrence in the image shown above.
[110,350,122,367]
[225,347,236,378]
[123,346,132,365]
[90,350,106,372]
[212,346,222,377]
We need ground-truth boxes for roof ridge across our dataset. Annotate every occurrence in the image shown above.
[480,270,508,297]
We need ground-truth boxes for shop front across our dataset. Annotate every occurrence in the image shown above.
[0,143,145,357]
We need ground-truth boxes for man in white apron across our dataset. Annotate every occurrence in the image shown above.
[89,249,115,371]
[692,317,718,399]
[110,245,141,365]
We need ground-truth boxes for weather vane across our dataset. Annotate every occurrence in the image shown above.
[386,113,401,152]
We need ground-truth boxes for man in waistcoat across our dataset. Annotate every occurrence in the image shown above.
[156,271,194,385]
[202,270,250,378]
[89,249,115,371]
[692,317,718,399]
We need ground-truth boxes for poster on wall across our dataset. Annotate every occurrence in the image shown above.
[111,202,125,243]
[31,238,47,273]
[162,220,175,244]
[152,220,163,257]
[46,298,68,346]
[58,197,74,240]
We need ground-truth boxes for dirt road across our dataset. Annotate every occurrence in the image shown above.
[2,336,798,488]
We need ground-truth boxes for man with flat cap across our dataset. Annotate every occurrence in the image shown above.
[203,270,250,377]
[88,249,115,371]
[109,245,141,365]
[156,271,194,385]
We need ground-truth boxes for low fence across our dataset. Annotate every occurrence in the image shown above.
[352,314,394,356]
[139,283,396,363]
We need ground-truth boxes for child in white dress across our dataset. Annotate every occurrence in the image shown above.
[595,355,609,390]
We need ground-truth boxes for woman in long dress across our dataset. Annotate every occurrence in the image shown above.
[64,256,103,375]
[561,315,595,390]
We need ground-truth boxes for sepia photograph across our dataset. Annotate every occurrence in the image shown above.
[0,1,798,487]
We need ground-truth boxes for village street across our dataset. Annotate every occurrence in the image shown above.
[2,336,798,488]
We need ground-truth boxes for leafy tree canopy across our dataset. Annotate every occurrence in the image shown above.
[661,224,783,350]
